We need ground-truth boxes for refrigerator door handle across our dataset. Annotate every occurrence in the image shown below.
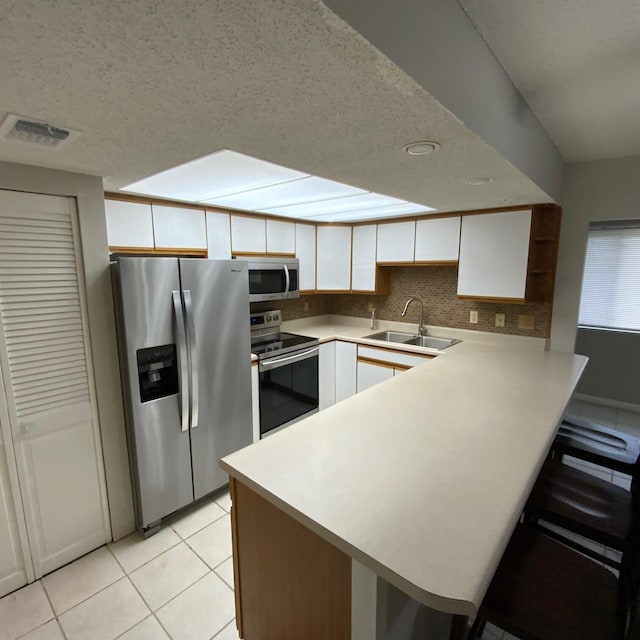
[283,264,290,297]
[172,291,190,432]
[183,289,199,429]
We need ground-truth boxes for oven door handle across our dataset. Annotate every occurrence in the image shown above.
[259,346,319,372]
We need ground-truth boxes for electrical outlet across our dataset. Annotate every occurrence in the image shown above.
[469,310,478,324]
[495,313,505,328]
[518,314,535,331]
[303,301,310,312]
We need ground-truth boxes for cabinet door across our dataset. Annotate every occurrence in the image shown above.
[152,205,207,249]
[414,216,461,262]
[351,225,377,292]
[319,342,336,410]
[376,221,415,263]
[356,361,394,393]
[104,200,154,248]
[206,211,232,259]
[316,226,351,291]
[231,216,266,254]
[457,210,532,300]
[295,224,316,291]
[251,364,260,443]
[335,342,357,403]
[266,220,295,255]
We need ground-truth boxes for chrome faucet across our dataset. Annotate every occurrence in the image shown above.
[401,297,427,335]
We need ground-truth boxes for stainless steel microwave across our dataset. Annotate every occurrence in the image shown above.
[246,257,300,302]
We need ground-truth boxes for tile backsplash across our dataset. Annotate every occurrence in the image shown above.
[251,266,552,338]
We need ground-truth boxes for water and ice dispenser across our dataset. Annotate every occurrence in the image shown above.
[136,344,179,403]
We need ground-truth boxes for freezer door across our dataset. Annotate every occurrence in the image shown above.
[179,259,253,499]
[112,257,193,529]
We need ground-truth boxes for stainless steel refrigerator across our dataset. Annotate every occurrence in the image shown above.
[111,256,252,535]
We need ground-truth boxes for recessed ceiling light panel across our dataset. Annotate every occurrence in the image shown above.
[202,176,366,210]
[264,192,408,218]
[403,141,440,155]
[122,149,308,201]
[312,202,436,222]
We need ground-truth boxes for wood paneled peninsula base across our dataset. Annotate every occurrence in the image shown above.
[221,349,587,640]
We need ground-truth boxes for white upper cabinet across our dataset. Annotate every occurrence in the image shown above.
[457,210,532,300]
[206,211,232,259]
[376,221,415,263]
[152,205,207,249]
[295,223,316,291]
[414,216,461,262]
[316,226,352,291]
[351,225,377,292]
[231,215,266,254]
[104,200,154,248]
[266,219,295,254]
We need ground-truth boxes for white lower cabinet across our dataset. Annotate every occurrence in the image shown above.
[251,364,260,442]
[356,361,394,393]
[319,342,336,410]
[335,342,357,403]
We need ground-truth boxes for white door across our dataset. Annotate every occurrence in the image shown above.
[0,405,30,597]
[0,190,110,579]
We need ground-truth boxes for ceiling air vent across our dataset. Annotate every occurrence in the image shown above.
[0,114,81,150]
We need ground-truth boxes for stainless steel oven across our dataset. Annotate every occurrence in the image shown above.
[251,310,319,438]
[247,257,300,302]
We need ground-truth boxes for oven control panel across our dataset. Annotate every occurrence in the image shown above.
[250,309,281,330]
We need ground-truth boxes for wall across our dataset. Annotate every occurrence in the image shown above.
[258,267,551,339]
[0,161,134,540]
[574,329,640,406]
[551,155,640,405]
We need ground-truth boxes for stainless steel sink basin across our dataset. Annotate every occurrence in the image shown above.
[404,336,461,349]
[363,331,416,344]
[364,331,461,350]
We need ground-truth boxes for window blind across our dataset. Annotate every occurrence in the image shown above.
[578,222,640,331]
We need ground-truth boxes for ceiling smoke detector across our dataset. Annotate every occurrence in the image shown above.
[0,114,81,150]
[403,141,440,155]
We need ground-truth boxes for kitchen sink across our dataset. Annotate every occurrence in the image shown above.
[364,331,417,344]
[404,336,461,350]
[364,331,461,350]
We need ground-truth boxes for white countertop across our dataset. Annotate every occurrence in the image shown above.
[228,316,586,616]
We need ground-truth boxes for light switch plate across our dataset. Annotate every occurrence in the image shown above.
[469,310,478,324]
[495,313,505,327]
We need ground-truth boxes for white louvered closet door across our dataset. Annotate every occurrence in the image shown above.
[0,189,109,580]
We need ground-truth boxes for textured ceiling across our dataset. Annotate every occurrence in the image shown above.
[459,0,640,162]
[0,0,552,214]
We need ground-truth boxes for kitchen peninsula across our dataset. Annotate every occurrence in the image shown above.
[221,334,587,640]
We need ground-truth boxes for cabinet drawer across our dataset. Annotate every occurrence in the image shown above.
[357,345,434,369]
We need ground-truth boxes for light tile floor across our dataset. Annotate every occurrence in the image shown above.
[1,490,238,640]
[3,399,639,640]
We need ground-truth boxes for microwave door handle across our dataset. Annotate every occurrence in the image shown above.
[283,264,290,297]
[183,290,199,429]
[172,291,189,432]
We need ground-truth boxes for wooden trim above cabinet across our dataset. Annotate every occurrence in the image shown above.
[457,295,526,304]
[108,246,208,257]
[231,251,296,258]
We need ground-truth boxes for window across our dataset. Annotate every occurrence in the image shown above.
[578,221,640,331]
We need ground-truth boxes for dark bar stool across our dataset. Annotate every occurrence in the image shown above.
[553,414,640,475]
[524,456,638,568]
[467,515,640,639]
